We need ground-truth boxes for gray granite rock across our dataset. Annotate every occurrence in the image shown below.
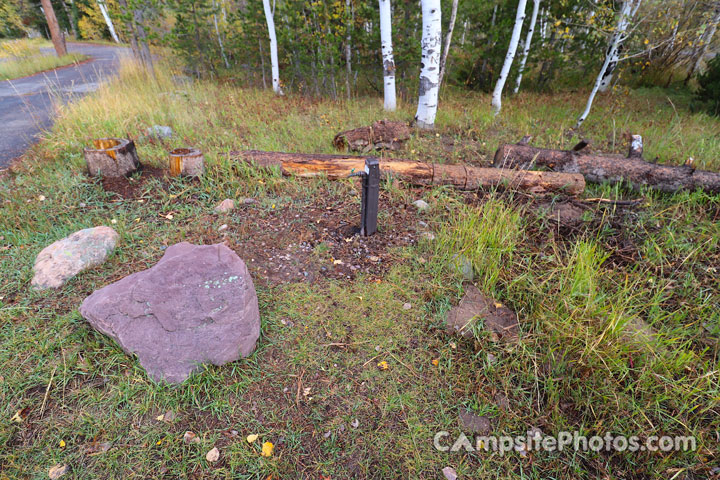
[79,242,260,383]
[32,226,118,290]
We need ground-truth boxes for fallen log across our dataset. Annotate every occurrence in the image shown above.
[231,150,585,195]
[333,120,411,153]
[493,137,720,194]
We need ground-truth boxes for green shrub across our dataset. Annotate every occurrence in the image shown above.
[696,55,720,116]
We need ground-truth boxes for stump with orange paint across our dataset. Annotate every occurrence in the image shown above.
[169,148,204,177]
[84,138,140,177]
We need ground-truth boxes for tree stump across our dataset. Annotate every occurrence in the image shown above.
[333,120,411,152]
[84,138,140,177]
[169,148,204,177]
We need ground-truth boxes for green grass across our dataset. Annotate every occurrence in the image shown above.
[1,59,719,478]
[0,52,89,81]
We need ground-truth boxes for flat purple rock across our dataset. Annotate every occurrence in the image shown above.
[79,242,260,383]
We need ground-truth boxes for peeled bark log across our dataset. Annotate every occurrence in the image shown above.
[333,121,411,152]
[169,148,204,177]
[493,142,720,194]
[84,138,140,177]
[232,150,585,195]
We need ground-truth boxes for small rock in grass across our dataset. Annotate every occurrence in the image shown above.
[32,226,118,290]
[446,285,519,342]
[459,409,492,434]
[215,199,235,213]
[351,418,360,429]
[147,125,173,139]
[403,303,412,310]
[49,464,69,479]
[412,199,429,211]
[218,224,228,232]
[449,254,473,282]
[442,467,458,480]
[418,220,428,228]
[206,447,220,462]
[242,198,256,205]
[183,431,200,444]
[420,231,436,241]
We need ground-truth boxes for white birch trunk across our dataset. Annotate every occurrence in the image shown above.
[262,0,283,95]
[513,0,540,94]
[97,0,119,43]
[491,0,527,116]
[414,0,442,128]
[688,5,720,79]
[212,0,230,69]
[379,0,396,111]
[437,0,459,89]
[345,0,353,100]
[576,1,641,128]
[598,1,640,92]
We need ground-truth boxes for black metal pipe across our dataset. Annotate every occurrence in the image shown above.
[360,157,380,236]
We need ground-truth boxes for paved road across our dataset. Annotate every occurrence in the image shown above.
[0,43,130,169]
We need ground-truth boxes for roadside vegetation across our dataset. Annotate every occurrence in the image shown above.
[1,60,718,478]
[0,38,87,81]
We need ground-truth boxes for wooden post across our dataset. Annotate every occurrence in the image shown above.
[40,0,67,57]
[84,138,140,177]
[169,148,204,177]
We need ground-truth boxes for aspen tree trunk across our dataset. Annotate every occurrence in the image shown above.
[345,0,353,100]
[262,0,283,94]
[97,0,120,43]
[61,1,78,39]
[491,0,526,115]
[479,4,498,82]
[686,4,720,81]
[379,0,396,111]
[40,0,67,57]
[437,0,459,89]
[576,1,640,129]
[513,0,540,94]
[134,7,155,76]
[414,0,442,129]
[598,1,641,92]
[116,0,141,62]
[212,0,230,69]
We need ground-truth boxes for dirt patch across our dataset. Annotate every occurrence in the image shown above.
[100,165,168,199]
[216,189,421,286]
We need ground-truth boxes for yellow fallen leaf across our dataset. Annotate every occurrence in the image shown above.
[246,434,259,443]
[206,447,220,462]
[48,464,69,479]
[59,440,66,448]
[493,302,503,308]
[377,361,389,370]
[261,441,274,457]
[432,359,439,366]
[156,440,162,445]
